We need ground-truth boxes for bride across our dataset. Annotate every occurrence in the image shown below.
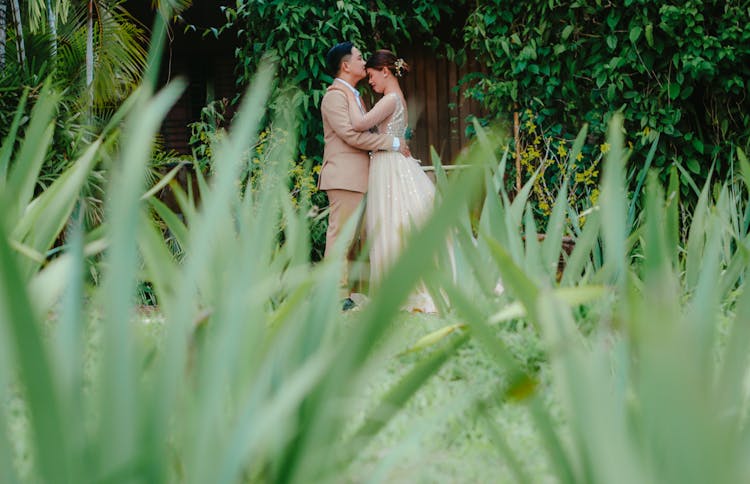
[344,50,438,314]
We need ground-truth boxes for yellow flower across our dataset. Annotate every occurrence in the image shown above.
[642,126,651,136]
[557,144,568,157]
[576,152,583,162]
[600,142,610,154]
[590,188,600,205]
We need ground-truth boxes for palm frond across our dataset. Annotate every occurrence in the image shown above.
[26,0,71,32]
[152,0,193,18]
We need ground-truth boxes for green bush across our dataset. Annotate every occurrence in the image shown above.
[187,93,328,260]
[463,0,750,200]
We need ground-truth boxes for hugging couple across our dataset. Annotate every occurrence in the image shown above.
[318,42,437,314]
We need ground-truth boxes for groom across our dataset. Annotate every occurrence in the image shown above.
[318,41,407,308]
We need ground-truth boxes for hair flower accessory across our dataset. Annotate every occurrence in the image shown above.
[394,58,406,78]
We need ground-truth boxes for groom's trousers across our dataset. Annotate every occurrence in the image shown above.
[325,189,366,296]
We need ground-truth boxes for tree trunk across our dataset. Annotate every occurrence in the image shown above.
[47,0,56,58]
[0,0,6,72]
[9,0,24,69]
[86,0,93,87]
[513,107,522,194]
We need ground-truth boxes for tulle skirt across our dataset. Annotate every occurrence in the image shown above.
[367,151,437,313]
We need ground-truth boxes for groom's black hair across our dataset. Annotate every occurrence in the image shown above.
[326,41,354,76]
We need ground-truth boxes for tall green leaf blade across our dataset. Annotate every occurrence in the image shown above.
[509,166,540,232]
[96,81,186,477]
[149,62,276,480]
[6,83,60,226]
[627,133,660,228]
[430,146,448,187]
[560,211,601,286]
[536,295,646,484]
[186,101,300,483]
[687,212,725,365]
[685,175,712,289]
[481,232,541,325]
[524,205,544,281]
[0,88,29,187]
[479,167,509,248]
[148,196,189,250]
[12,138,102,277]
[665,166,681,268]
[54,211,87,483]
[737,147,750,194]
[599,113,627,286]
[542,181,568,280]
[716,275,750,409]
[565,124,588,174]
[0,212,69,483]
[137,212,178,302]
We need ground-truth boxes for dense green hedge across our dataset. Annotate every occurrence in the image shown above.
[463,0,750,192]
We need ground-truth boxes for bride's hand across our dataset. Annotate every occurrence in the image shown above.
[399,141,411,158]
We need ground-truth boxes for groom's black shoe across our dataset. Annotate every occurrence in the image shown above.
[341,297,357,311]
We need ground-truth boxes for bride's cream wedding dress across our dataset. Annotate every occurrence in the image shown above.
[351,92,437,313]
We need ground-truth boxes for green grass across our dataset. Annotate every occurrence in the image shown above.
[345,314,553,483]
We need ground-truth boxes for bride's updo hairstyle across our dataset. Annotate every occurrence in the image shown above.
[366,50,410,79]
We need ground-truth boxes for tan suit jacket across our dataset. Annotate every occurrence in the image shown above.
[318,83,394,193]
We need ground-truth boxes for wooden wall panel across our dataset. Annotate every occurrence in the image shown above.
[401,48,486,166]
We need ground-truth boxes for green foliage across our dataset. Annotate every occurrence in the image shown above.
[463,0,750,200]
[2,52,750,482]
[188,97,230,171]
[0,1,161,232]
[3,12,750,482]
[411,114,750,482]
[0,54,488,482]
[188,93,328,260]
[221,0,466,164]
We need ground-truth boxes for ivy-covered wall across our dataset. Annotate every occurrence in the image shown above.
[222,0,749,206]
[464,0,750,193]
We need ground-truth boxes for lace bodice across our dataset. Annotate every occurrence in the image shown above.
[381,93,406,138]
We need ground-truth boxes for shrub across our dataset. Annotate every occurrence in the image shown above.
[463,0,750,202]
